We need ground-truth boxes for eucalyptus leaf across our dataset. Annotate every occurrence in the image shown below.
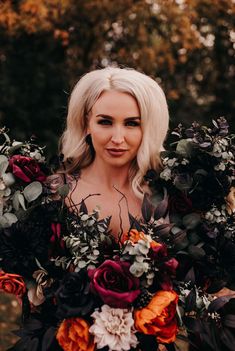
[12,190,21,211]
[182,213,201,230]
[58,184,70,198]
[0,212,18,227]
[0,155,8,176]
[4,188,11,196]
[176,139,193,157]
[23,181,42,202]
[18,193,26,210]
[78,260,87,268]
[2,172,15,186]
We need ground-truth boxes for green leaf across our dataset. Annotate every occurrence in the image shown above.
[58,184,70,198]
[182,213,201,230]
[18,193,26,210]
[2,172,15,186]
[0,155,9,176]
[12,190,20,210]
[0,212,18,227]
[23,181,42,202]
[176,139,193,157]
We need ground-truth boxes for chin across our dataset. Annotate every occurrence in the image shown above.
[104,157,133,168]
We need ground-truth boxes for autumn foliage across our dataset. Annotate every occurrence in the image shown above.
[0,0,234,150]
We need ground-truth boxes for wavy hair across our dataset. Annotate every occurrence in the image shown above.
[60,67,169,198]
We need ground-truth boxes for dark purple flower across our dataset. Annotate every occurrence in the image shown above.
[55,270,95,319]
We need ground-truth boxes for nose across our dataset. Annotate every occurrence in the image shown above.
[111,126,125,144]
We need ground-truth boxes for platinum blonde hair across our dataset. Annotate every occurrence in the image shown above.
[60,67,169,198]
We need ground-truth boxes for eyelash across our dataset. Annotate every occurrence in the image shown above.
[97,120,140,127]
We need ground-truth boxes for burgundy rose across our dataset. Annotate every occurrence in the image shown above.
[88,260,140,308]
[9,155,46,183]
[168,192,193,215]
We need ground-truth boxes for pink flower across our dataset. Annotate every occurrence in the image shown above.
[88,260,140,308]
[89,305,138,351]
[9,155,46,183]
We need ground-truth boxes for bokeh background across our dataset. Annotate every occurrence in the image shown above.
[0,0,234,350]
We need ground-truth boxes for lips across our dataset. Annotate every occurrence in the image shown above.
[106,148,128,157]
[107,148,127,152]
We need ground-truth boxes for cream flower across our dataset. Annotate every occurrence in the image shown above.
[89,305,138,351]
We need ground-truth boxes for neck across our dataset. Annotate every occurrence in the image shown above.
[81,157,132,192]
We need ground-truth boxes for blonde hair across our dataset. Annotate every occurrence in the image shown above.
[60,67,169,198]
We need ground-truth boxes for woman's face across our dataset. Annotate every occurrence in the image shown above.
[87,90,142,168]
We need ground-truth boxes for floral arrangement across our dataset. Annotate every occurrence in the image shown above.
[0,127,47,228]
[0,118,234,351]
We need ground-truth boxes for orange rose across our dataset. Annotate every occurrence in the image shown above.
[56,317,95,351]
[134,290,178,343]
[121,229,148,244]
[0,271,26,296]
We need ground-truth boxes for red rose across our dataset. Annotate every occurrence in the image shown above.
[88,260,140,308]
[9,155,46,183]
[0,271,26,296]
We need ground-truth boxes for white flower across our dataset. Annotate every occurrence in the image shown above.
[129,261,149,277]
[89,305,138,351]
[29,150,45,162]
[160,167,172,181]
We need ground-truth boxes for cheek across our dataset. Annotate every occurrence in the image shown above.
[90,127,110,148]
[129,130,142,149]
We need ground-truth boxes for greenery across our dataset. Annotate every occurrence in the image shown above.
[0,0,234,151]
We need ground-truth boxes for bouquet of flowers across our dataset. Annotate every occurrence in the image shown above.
[0,118,234,351]
[0,127,47,227]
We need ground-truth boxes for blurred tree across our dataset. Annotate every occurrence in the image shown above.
[0,0,234,154]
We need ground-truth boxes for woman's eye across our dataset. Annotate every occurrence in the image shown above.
[126,121,140,127]
[97,119,112,125]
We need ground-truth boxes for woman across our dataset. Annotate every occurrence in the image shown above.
[58,67,169,239]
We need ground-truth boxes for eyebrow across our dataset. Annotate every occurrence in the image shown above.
[96,114,141,120]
